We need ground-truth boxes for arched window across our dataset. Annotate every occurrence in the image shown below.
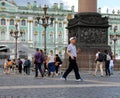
[34,21,38,26]
[21,20,26,26]
[1,19,6,25]
[0,31,5,41]
[50,23,53,27]
[10,19,14,25]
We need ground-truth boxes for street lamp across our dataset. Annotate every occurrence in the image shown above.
[36,5,54,54]
[10,23,24,59]
[110,27,120,59]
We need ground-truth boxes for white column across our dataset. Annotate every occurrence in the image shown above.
[6,19,10,40]
[28,22,30,41]
[63,17,69,46]
[55,18,58,43]
[17,21,20,41]
[31,21,33,41]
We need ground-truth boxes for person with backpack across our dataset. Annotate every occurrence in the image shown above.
[24,57,31,75]
[34,48,44,78]
[94,49,105,77]
[104,50,111,76]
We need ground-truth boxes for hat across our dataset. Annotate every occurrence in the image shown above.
[69,37,76,41]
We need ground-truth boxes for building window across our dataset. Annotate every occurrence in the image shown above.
[21,30,26,41]
[59,22,62,27]
[50,23,53,27]
[58,31,62,43]
[110,25,112,30]
[114,25,118,32]
[0,31,5,41]
[1,19,6,25]
[34,21,38,26]
[10,19,14,25]
[21,20,26,26]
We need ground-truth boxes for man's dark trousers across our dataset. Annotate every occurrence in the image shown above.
[35,63,43,77]
[63,57,81,79]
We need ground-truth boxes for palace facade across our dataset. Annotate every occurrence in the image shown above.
[0,0,120,59]
[0,0,74,58]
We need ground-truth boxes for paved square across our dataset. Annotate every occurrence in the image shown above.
[0,70,120,98]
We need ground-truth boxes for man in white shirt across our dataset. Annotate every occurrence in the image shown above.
[61,37,83,81]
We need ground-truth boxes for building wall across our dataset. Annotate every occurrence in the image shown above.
[0,0,74,58]
[99,9,120,59]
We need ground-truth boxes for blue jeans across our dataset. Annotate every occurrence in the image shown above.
[110,66,114,74]
[35,63,43,77]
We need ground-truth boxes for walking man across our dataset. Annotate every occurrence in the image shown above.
[104,50,111,76]
[61,37,83,81]
[34,48,44,78]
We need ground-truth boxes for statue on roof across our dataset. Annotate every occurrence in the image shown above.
[9,0,17,5]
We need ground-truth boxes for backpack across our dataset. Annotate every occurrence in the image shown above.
[97,52,105,62]
[25,60,31,67]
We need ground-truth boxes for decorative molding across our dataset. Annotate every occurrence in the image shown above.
[15,19,20,22]
[1,16,5,18]
[7,19,10,22]
[27,20,33,23]
[63,21,67,24]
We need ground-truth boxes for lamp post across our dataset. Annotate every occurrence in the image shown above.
[36,5,54,54]
[10,23,24,59]
[110,28,120,59]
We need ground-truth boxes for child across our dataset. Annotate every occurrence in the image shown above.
[109,57,114,75]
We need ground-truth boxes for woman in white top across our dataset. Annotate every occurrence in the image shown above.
[47,50,55,77]
[109,56,114,75]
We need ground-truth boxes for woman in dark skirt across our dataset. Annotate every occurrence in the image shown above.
[47,50,55,77]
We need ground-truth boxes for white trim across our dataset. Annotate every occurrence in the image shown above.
[6,19,9,40]
[28,22,30,41]
[31,22,33,41]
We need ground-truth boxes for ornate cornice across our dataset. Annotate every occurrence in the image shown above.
[67,13,109,28]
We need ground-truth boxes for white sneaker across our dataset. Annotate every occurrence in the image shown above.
[76,78,83,82]
[61,77,66,81]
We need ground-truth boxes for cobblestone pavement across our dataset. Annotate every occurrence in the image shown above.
[0,69,120,98]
